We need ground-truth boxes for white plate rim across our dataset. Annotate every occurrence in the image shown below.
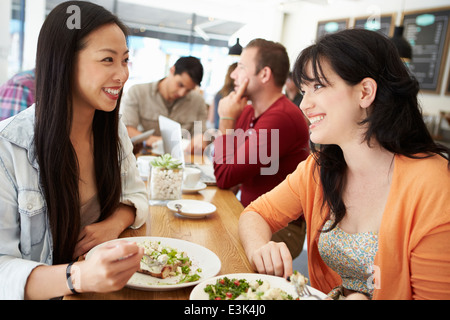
[182,181,207,193]
[189,273,327,300]
[167,199,216,218]
[85,236,221,291]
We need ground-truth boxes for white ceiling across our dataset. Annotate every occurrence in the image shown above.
[45,0,249,46]
[43,0,371,46]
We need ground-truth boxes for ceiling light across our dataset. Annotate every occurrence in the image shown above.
[229,38,243,56]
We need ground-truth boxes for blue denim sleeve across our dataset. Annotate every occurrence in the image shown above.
[118,119,148,229]
[0,153,45,300]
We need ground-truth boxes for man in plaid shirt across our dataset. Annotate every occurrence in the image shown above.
[0,69,35,121]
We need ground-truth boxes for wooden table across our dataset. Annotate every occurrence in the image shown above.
[65,185,254,300]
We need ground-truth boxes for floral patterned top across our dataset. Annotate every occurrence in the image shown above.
[318,220,378,299]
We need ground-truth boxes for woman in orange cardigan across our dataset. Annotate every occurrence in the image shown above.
[239,29,450,300]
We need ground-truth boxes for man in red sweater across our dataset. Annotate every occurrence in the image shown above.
[213,38,310,258]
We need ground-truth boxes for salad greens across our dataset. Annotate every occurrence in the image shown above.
[204,277,253,300]
[204,277,294,300]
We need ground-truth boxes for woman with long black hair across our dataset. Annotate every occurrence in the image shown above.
[239,29,450,299]
[0,1,147,299]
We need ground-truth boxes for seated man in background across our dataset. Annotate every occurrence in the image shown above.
[285,71,303,107]
[0,69,35,121]
[121,56,207,152]
[214,38,310,259]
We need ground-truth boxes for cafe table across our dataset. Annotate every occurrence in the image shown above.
[64,183,254,300]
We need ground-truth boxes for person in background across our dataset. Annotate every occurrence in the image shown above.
[0,1,148,299]
[121,56,207,151]
[214,38,310,260]
[0,69,35,121]
[239,29,450,300]
[284,71,302,106]
[285,71,309,126]
[213,62,237,129]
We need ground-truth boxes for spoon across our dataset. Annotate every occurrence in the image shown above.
[174,203,182,214]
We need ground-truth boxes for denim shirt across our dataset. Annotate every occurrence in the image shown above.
[0,105,148,299]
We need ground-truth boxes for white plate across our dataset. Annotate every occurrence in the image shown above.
[85,236,221,291]
[182,182,207,193]
[167,199,216,218]
[189,273,327,300]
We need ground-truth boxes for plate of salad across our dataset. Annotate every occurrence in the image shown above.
[86,237,221,291]
[189,273,313,300]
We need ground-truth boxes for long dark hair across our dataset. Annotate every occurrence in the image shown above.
[293,29,450,231]
[35,1,129,264]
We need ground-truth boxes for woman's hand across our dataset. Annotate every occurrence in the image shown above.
[239,211,292,278]
[74,220,121,259]
[74,240,143,293]
[249,241,293,278]
[74,204,136,259]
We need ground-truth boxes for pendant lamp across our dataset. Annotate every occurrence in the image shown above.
[229,38,243,56]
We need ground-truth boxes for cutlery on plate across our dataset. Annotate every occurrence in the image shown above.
[174,203,182,214]
[142,254,165,267]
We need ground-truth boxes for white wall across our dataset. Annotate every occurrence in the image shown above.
[279,0,450,116]
[2,0,448,116]
[122,0,286,46]
[23,0,45,70]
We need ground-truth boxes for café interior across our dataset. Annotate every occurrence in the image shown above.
[1,0,450,132]
[0,0,449,301]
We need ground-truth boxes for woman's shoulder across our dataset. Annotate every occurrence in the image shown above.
[391,154,450,245]
[117,117,133,157]
[0,105,35,150]
[393,154,449,217]
[395,153,449,184]
[289,155,320,189]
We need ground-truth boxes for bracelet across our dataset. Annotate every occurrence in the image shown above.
[66,261,79,294]
[220,117,235,121]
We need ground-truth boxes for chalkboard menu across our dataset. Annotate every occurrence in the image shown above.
[316,19,349,40]
[354,14,394,37]
[402,7,450,93]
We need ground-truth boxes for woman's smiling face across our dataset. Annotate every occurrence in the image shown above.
[72,23,129,114]
[299,59,368,146]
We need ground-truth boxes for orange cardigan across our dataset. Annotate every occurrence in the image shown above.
[243,154,450,299]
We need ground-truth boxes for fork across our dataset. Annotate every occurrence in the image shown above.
[142,254,164,268]
[287,274,322,300]
[296,284,322,300]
